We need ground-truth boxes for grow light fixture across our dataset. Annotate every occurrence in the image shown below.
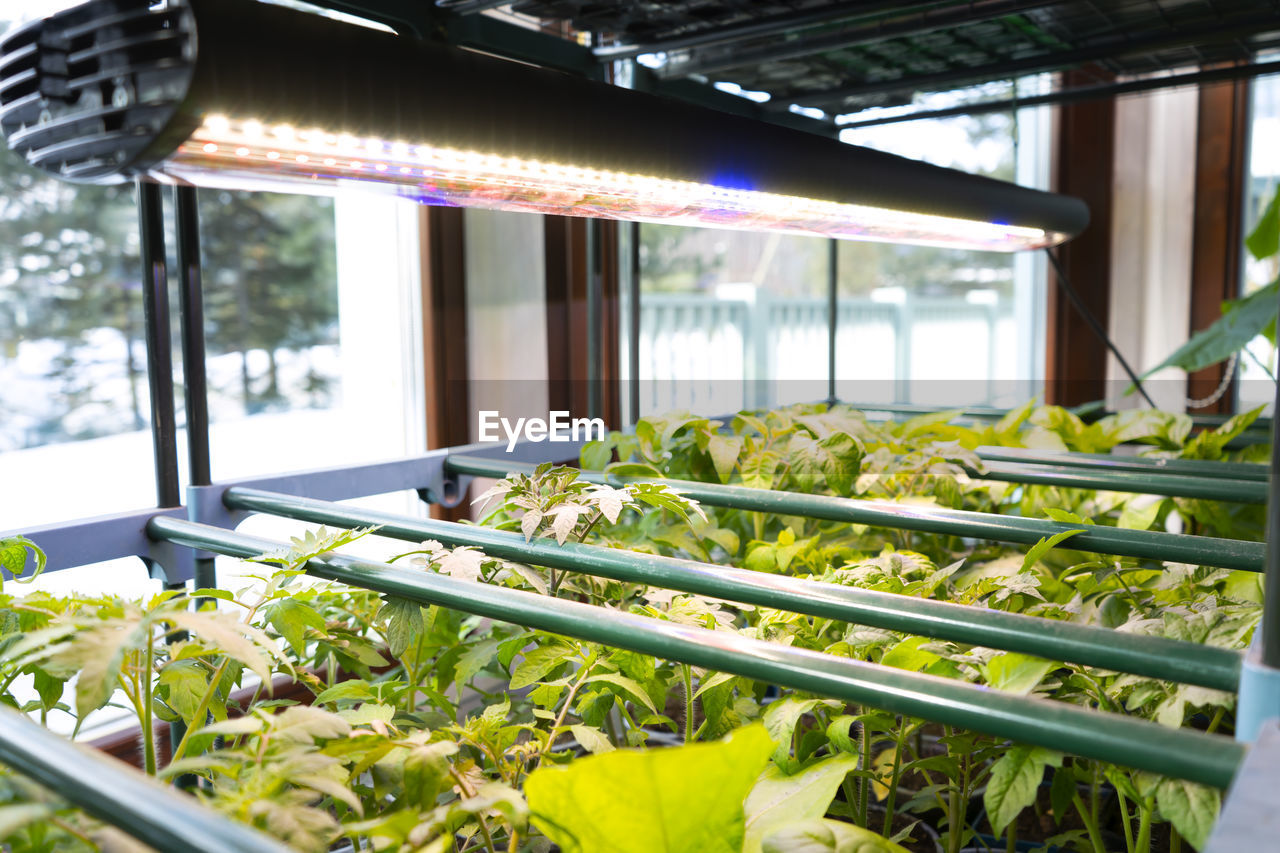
[0,0,1089,252]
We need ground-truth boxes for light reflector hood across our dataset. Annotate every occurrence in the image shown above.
[0,0,1089,251]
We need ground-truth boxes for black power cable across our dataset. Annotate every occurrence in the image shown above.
[1044,248,1157,409]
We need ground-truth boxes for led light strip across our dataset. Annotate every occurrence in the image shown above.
[162,116,1059,252]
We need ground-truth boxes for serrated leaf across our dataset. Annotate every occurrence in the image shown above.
[438,546,486,581]
[526,724,774,853]
[983,653,1055,695]
[510,645,576,690]
[569,724,615,754]
[521,510,543,542]
[380,596,426,658]
[707,434,744,483]
[583,672,658,715]
[268,598,326,657]
[1021,528,1085,573]
[551,504,586,545]
[1156,778,1219,849]
[984,745,1061,837]
[168,611,275,684]
[744,753,861,853]
[76,620,147,716]
[157,659,208,723]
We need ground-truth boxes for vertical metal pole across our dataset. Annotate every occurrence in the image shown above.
[1261,307,1280,668]
[586,218,603,421]
[628,221,641,425]
[174,186,216,593]
[137,181,180,509]
[827,238,838,405]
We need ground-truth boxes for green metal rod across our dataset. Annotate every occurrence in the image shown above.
[0,707,291,853]
[977,446,1269,483]
[147,517,1245,789]
[224,486,1242,691]
[446,455,1267,573]
[973,460,1267,504]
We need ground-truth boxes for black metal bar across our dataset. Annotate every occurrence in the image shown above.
[837,59,1280,129]
[667,0,1054,81]
[591,0,945,62]
[784,14,1280,110]
[1261,286,1280,668]
[137,180,180,509]
[628,219,641,425]
[827,238,838,404]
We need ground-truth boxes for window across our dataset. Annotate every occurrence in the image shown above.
[1237,72,1280,414]
[622,83,1052,419]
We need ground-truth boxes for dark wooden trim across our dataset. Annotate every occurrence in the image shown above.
[421,205,471,521]
[543,216,622,428]
[1187,71,1251,414]
[1045,68,1116,407]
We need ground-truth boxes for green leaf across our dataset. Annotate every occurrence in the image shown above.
[879,637,940,673]
[76,621,147,716]
[1021,528,1085,573]
[526,723,775,853]
[581,438,615,471]
[168,610,276,684]
[1247,186,1280,261]
[1155,778,1220,849]
[984,745,1062,837]
[707,434,744,484]
[569,723,616,754]
[0,803,55,837]
[1117,497,1163,531]
[983,653,1056,695]
[741,451,781,491]
[379,596,425,658]
[0,536,45,584]
[157,659,208,723]
[1049,767,1077,825]
[763,698,826,765]
[268,598,326,657]
[404,741,459,810]
[818,432,862,496]
[454,639,500,687]
[510,644,576,690]
[313,680,378,705]
[583,672,658,715]
[743,753,860,853]
[1144,279,1279,377]
[761,818,909,853]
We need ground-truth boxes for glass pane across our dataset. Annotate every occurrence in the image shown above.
[1237,72,1280,414]
[637,225,830,417]
[834,94,1049,409]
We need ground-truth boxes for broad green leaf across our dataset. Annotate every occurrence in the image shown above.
[313,680,378,705]
[761,818,909,853]
[157,659,208,723]
[1021,528,1085,573]
[1156,777,1220,849]
[983,653,1055,695]
[268,598,326,657]
[379,597,426,658]
[1117,497,1163,531]
[879,636,940,673]
[818,432,862,496]
[707,433,744,484]
[1247,186,1280,260]
[743,753,860,853]
[583,672,658,715]
[580,438,615,471]
[168,610,276,684]
[569,723,616,754]
[742,451,781,491]
[0,536,45,584]
[454,638,500,687]
[525,724,774,853]
[984,745,1062,836]
[1143,279,1279,377]
[76,620,147,716]
[763,698,826,765]
[0,803,55,837]
[404,741,459,810]
[510,644,576,690]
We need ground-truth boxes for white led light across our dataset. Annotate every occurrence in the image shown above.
[171,116,1054,251]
